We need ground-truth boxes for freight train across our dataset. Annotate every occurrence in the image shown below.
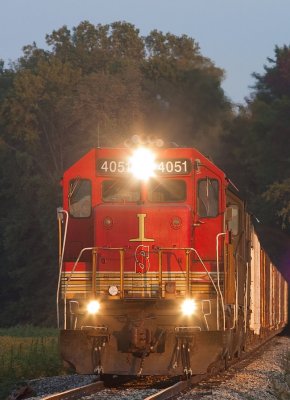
[57,137,288,376]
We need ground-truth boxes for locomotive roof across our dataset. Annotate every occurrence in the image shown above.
[63,146,226,180]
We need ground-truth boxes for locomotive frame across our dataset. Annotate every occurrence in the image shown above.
[57,141,288,376]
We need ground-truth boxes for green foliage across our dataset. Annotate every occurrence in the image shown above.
[0,21,230,327]
[1,20,289,328]
[0,325,58,337]
[263,179,290,229]
[253,45,290,100]
[142,30,229,151]
[221,45,290,234]
[0,327,62,399]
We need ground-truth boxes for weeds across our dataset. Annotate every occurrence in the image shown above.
[0,325,58,338]
[0,326,64,400]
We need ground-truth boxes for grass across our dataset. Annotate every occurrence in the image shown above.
[0,325,64,400]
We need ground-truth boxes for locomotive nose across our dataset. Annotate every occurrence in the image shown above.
[96,204,192,246]
[95,203,192,268]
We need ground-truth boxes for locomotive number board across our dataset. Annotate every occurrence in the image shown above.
[96,158,192,175]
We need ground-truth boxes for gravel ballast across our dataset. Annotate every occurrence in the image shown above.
[23,335,290,399]
[178,335,290,399]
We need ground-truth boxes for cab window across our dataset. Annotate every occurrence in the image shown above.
[197,179,219,217]
[227,205,239,235]
[69,179,91,218]
[102,179,141,202]
[148,179,186,202]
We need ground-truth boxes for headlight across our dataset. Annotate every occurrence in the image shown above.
[108,285,118,296]
[181,299,197,316]
[87,300,100,314]
[129,147,156,181]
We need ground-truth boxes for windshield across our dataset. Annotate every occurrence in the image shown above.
[69,179,92,217]
[148,179,186,202]
[197,178,219,217]
[102,179,141,202]
[101,178,187,203]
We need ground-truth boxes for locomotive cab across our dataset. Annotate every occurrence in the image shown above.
[58,142,288,376]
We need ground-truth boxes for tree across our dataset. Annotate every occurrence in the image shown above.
[142,30,231,151]
[0,21,231,326]
[221,45,290,232]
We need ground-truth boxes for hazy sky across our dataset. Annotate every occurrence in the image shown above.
[1,0,290,104]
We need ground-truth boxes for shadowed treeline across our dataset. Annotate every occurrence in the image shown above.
[0,21,290,326]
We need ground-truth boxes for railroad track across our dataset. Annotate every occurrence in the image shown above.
[35,335,282,400]
[40,378,188,400]
[41,381,104,400]
[37,374,212,400]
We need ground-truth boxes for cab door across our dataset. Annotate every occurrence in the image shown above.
[64,178,93,261]
[193,176,224,269]
[226,190,247,308]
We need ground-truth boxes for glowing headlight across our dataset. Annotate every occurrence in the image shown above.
[181,299,197,316]
[87,300,100,314]
[129,148,156,181]
[108,285,118,296]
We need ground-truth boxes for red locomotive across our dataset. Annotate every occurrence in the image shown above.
[57,137,288,376]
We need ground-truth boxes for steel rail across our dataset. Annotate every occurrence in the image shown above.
[41,381,104,400]
[144,380,189,400]
[144,333,281,400]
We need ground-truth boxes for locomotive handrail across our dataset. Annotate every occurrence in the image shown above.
[157,247,225,331]
[216,233,227,331]
[98,247,125,298]
[63,246,94,330]
[63,246,125,329]
[63,245,225,330]
[56,209,69,329]
[64,246,126,295]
